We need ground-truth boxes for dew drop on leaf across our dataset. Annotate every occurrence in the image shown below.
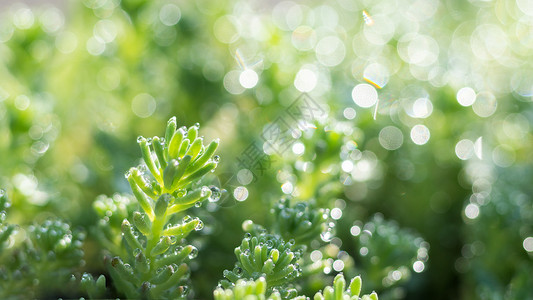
[188,246,198,259]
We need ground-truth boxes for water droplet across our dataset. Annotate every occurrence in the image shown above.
[195,220,204,231]
[208,186,221,202]
[195,201,202,208]
[244,232,252,239]
[213,155,220,163]
[266,240,274,249]
[193,122,200,129]
[0,189,5,197]
[137,136,145,143]
[320,230,333,242]
[124,170,132,179]
[188,246,198,259]
[175,189,186,198]
[201,186,210,197]
[234,267,243,275]
[288,239,295,246]
[182,215,192,223]
[146,138,153,145]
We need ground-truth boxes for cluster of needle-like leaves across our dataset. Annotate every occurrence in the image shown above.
[214,273,378,300]
[221,233,302,294]
[83,117,220,299]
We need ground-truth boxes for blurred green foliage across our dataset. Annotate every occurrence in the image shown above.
[0,0,532,299]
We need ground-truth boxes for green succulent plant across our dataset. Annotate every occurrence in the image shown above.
[82,117,220,299]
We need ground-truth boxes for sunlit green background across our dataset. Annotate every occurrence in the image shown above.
[0,0,532,299]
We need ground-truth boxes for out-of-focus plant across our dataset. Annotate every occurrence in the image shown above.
[0,189,85,299]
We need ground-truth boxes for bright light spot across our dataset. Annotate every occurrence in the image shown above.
[350,225,361,236]
[292,142,305,155]
[94,20,117,43]
[239,69,259,89]
[315,36,345,67]
[333,260,345,272]
[352,84,378,108]
[237,169,254,185]
[364,63,389,88]
[233,186,248,201]
[56,31,78,54]
[379,126,404,150]
[224,70,245,95]
[391,270,402,281]
[492,145,515,167]
[131,93,156,118]
[457,87,476,107]
[310,250,323,262]
[465,203,480,219]
[455,139,474,160]
[410,125,430,145]
[213,16,239,44]
[86,36,105,56]
[412,98,433,118]
[159,4,181,26]
[294,68,317,92]
[341,160,354,172]
[474,137,483,159]
[363,15,395,45]
[413,261,425,273]
[398,34,439,66]
[13,7,34,29]
[281,182,294,194]
[14,95,30,110]
[331,208,342,220]
[343,107,356,119]
[470,24,508,61]
[472,91,497,117]
[41,8,64,33]
[360,247,369,256]
[517,0,533,16]
[523,237,533,252]
[292,26,317,51]
[362,10,374,25]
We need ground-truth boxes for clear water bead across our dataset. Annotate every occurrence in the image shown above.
[208,186,221,202]
[188,246,198,259]
[195,220,204,231]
